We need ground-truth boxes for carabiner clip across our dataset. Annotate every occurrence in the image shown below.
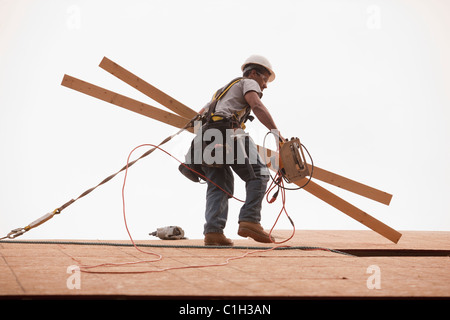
[7,228,26,239]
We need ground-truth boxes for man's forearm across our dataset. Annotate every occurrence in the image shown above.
[252,103,278,131]
[244,91,278,132]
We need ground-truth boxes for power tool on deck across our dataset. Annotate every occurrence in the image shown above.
[149,226,186,240]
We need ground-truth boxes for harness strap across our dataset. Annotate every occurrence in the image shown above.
[205,77,244,125]
[213,78,243,100]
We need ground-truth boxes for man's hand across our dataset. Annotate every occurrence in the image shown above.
[277,134,286,152]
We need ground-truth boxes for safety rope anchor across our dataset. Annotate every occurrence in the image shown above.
[1,208,61,240]
[6,228,27,239]
[1,114,199,241]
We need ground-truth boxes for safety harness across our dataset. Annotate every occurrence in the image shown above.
[178,77,256,182]
[203,77,254,129]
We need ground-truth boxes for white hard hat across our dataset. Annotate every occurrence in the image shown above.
[241,55,276,82]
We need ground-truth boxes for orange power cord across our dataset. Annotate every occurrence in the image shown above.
[77,143,295,274]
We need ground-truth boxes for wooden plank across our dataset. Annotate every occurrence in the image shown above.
[99,57,198,119]
[258,145,400,243]
[256,145,392,205]
[61,74,194,132]
[306,164,392,205]
[300,179,402,243]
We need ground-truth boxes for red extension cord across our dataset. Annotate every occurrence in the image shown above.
[77,144,295,274]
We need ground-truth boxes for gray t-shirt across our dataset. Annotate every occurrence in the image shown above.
[212,78,262,121]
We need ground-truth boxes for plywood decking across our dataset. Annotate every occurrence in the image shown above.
[1,230,449,299]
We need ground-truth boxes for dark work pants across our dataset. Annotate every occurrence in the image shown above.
[202,136,269,234]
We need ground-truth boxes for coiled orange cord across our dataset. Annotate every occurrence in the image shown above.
[78,143,295,274]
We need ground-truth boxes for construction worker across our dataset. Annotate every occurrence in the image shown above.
[181,55,282,246]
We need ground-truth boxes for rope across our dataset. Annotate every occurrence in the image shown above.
[57,120,196,212]
[1,115,199,240]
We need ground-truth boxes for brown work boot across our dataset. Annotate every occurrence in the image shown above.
[204,232,234,246]
[238,221,275,243]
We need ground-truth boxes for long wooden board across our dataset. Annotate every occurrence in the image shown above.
[306,164,392,205]
[256,146,393,205]
[301,179,401,243]
[61,74,194,132]
[99,57,198,119]
[260,149,401,243]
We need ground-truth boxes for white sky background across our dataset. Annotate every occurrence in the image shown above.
[0,0,449,241]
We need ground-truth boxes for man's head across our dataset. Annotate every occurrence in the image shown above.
[241,55,275,91]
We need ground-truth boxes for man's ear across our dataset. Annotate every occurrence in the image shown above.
[247,69,257,79]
